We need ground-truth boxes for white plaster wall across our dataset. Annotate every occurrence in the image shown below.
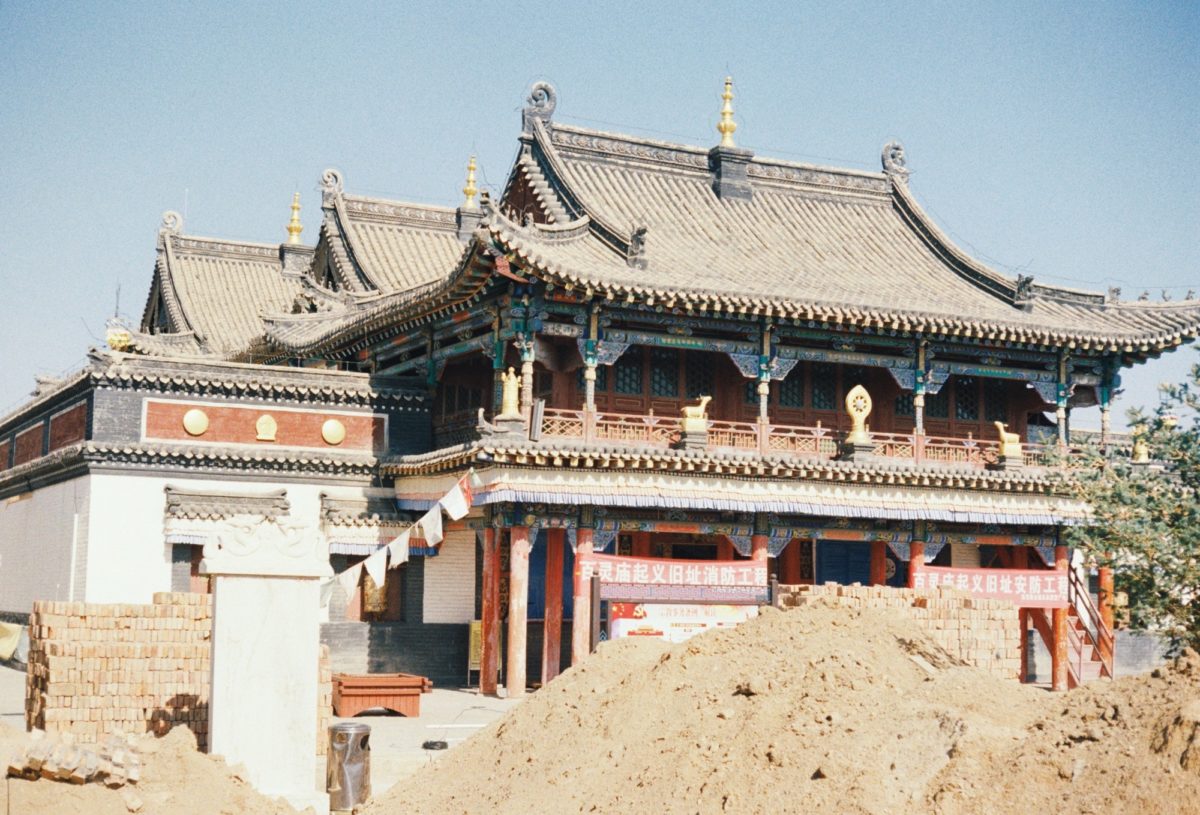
[0,476,90,614]
[83,474,377,605]
[422,528,476,623]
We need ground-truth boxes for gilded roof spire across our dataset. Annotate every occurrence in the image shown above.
[286,192,303,244]
[462,155,479,209]
[717,76,737,148]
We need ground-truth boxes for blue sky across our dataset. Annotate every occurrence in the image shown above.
[1,1,1196,426]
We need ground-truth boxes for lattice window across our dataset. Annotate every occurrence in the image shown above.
[685,353,714,400]
[955,376,979,421]
[650,348,679,397]
[811,364,836,410]
[843,365,869,394]
[614,352,643,395]
[926,387,949,418]
[745,380,759,404]
[894,392,914,417]
[779,368,804,408]
[984,379,1009,423]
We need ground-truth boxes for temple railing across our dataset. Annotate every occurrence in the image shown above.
[537,407,1081,470]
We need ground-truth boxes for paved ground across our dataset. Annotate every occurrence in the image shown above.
[0,661,521,800]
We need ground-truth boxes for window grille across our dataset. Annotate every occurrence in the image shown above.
[811,364,836,410]
[895,392,914,416]
[779,368,804,407]
[984,379,1008,423]
[744,380,759,404]
[650,348,679,397]
[685,353,714,400]
[614,352,643,395]
[955,376,979,421]
[926,387,949,418]
[843,365,868,394]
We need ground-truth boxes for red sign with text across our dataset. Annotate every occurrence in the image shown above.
[578,554,769,605]
[914,566,1067,608]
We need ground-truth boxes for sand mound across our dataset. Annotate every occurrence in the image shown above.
[3,724,309,815]
[366,603,1200,815]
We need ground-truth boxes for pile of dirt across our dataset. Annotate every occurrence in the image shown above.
[2,724,311,815]
[367,602,1200,815]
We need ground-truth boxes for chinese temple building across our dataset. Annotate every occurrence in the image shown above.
[2,80,1196,694]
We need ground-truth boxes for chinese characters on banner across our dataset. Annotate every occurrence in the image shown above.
[608,602,760,643]
[913,566,1067,608]
[578,553,769,604]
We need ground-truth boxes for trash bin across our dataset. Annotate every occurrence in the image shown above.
[327,722,371,812]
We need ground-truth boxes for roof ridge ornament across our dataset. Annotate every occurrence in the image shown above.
[160,211,183,236]
[462,156,478,209]
[286,192,303,244]
[881,141,910,184]
[320,168,344,207]
[627,224,648,270]
[1014,274,1035,311]
[522,81,558,132]
[456,158,484,243]
[717,76,737,148]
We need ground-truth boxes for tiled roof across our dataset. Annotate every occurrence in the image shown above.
[485,117,1200,352]
[137,218,303,358]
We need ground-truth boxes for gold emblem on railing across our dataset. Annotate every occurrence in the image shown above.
[255,414,277,442]
[844,385,872,445]
[680,395,711,434]
[994,421,1023,459]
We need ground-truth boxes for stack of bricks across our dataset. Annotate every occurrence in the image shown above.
[26,593,337,754]
[25,593,212,748]
[775,584,1022,680]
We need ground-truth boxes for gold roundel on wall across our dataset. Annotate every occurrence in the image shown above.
[321,419,347,446]
[181,409,209,437]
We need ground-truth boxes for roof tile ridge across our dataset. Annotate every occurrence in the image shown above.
[341,193,459,231]
[158,236,199,339]
[170,233,289,255]
[323,198,377,294]
[342,191,456,214]
[531,119,634,256]
[749,153,886,181]
[549,121,709,162]
[890,180,1025,304]
[515,153,571,224]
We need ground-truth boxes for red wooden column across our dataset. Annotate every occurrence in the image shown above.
[542,529,565,685]
[778,539,800,584]
[906,541,924,588]
[1052,544,1069,691]
[870,541,887,586]
[750,534,769,562]
[1097,567,1114,632]
[480,528,500,696]
[571,529,594,666]
[1018,608,1029,682]
[506,526,532,698]
[717,537,734,561]
[632,532,651,557]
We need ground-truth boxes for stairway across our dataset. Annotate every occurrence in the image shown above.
[1028,567,1114,688]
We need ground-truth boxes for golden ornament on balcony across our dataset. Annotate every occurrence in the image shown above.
[182,409,209,437]
[321,418,346,446]
[844,384,872,445]
[498,367,521,419]
[680,395,712,433]
[994,421,1023,459]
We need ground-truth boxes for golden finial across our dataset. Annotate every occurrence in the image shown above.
[717,76,737,148]
[462,155,478,209]
[286,192,303,244]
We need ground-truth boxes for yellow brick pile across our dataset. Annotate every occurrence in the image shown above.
[25,593,334,755]
[776,584,1022,680]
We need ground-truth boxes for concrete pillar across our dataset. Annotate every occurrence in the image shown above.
[506,526,532,698]
[571,529,594,666]
[542,529,565,685]
[907,541,924,589]
[750,533,769,562]
[1052,544,1069,691]
[201,520,331,811]
[870,541,887,586]
[480,528,500,696]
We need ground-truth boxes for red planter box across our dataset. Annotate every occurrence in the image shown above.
[331,672,434,718]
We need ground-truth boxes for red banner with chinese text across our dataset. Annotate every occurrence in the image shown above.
[578,554,769,604]
[914,566,1067,608]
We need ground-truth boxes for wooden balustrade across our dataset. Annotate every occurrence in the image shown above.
[536,407,1077,469]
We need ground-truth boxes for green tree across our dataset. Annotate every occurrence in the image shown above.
[1065,360,1200,649]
